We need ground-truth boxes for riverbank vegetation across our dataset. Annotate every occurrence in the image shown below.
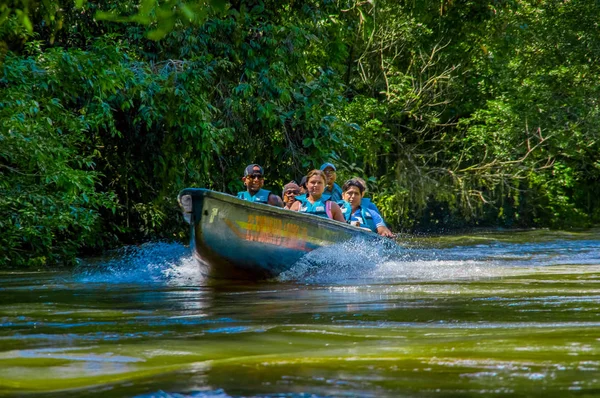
[2,0,599,267]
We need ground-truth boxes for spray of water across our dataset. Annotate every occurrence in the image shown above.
[73,235,600,286]
[134,389,232,398]
[278,236,600,284]
[74,242,205,285]
[277,237,496,284]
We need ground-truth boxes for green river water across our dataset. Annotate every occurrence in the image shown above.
[1,229,600,397]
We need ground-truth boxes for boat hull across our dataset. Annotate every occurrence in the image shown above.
[178,188,381,280]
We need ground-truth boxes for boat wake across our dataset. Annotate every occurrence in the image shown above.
[74,242,205,286]
[278,238,492,284]
[278,235,600,284]
[74,235,600,286]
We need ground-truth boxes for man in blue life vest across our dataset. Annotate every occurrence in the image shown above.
[320,162,343,202]
[237,164,284,207]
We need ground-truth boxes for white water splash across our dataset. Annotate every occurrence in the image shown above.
[135,389,232,398]
[278,238,409,284]
[74,235,600,286]
[74,242,204,285]
[279,236,600,284]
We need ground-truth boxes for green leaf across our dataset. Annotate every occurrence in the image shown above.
[21,14,33,32]
[0,8,11,26]
[179,4,195,23]
[210,0,228,13]
[147,29,168,41]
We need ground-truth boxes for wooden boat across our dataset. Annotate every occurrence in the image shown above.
[178,188,384,280]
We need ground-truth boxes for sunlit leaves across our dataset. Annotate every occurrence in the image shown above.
[95,0,228,40]
[1,0,228,44]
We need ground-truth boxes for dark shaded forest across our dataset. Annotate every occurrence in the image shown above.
[2,0,599,267]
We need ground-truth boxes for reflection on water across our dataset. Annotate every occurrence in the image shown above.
[0,229,599,397]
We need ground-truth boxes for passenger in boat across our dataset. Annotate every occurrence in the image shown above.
[320,162,343,202]
[282,181,301,210]
[237,164,284,207]
[294,175,308,202]
[299,175,307,194]
[340,178,395,237]
[290,169,346,222]
[354,176,385,221]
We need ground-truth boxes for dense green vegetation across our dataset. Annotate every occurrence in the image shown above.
[1,0,599,267]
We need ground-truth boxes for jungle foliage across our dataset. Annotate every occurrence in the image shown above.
[1,0,599,267]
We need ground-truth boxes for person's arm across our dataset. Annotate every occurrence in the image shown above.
[268,194,284,208]
[367,201,388,226]
[370,210,395,238]
[329,202,346,222]
[290,200,301,211]
[376,225,395,238]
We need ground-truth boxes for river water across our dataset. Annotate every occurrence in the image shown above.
[1,229,600,397]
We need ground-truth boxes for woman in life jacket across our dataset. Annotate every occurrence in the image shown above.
[340,178,395,238]
[290,170,346,222]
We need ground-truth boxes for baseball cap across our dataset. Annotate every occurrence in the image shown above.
[244,164,264,176]
[319,162,336,171]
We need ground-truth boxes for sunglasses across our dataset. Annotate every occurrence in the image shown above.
[285,190,300,195]
[246,175,264,181]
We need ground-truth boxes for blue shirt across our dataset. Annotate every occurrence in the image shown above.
[323,183,343,202]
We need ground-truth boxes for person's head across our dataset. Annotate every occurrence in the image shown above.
[342,178,366,209]
[354,177,368,197]
[319,162,337,187]
[282,181,300,206]
[242,164,265,194]
[305,169,327,198]
[299,175,307,194]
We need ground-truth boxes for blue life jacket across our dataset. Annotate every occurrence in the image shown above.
[337,200,353,222]
[361,197,386,226]
[357,207,377,232]
[361,197,373,210]
[338,201,378,232]
[299,197,330,219]
[324,183,343,202]
[237,188,271,204]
